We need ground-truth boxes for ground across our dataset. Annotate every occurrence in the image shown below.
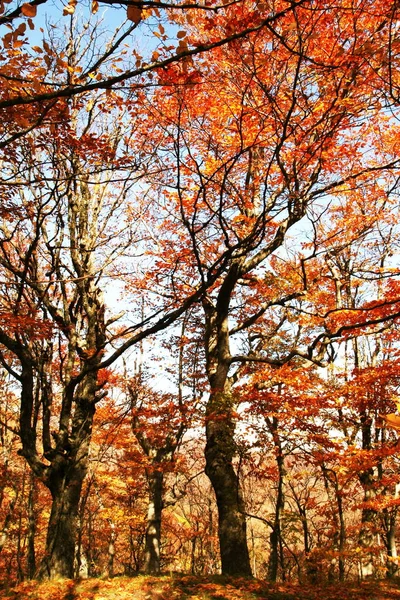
[1,575,400,600]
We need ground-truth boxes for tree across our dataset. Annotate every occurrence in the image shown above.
[0,62,199,576]
[1,0,400,582]
[127,378,187,574]
[125,313,204,574]
[0,0,314,152]
[0,12,242,578]
[136,0,400,575]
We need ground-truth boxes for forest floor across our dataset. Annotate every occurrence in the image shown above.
[1,575,400,600]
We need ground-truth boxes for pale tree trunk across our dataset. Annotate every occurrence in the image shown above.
[382,481,400,579]
[87,509,94,577]
[129,328,187,577]
[0,492,18,554]
[26,473,36,579]
[358,502,377,580]
[378,434,399,579]
[321,465,346,583]
[108,522,116,578]
[358,411,378,580]
[92,476,117,578]
[75,486,89,579]
[266,416,285,582]
[144,469,163,574]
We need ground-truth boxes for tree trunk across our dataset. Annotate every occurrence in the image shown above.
[267,416,285,582]
[358,412,377,580]
[205,392,252,577]
[337,489,346,582]
[385,518,398,578]
[190,534,197,575]
[108,523,116,578]
[143,469,163,574]
[358,504,376,580]
[0,492,18,554]
[202,269,252,577]
[26,474,36,579]
[321,464,346,583]
[38,463,85,579]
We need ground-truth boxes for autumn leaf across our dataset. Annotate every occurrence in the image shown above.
[176,39,188,54]
[63,0,77,15]
[20,2,37,17]
[127,4,142,24]
[380,413,400,430]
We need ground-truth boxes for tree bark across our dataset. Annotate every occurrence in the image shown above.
[26,474,36,579]
[267,416,285,582]
[34,375,97,579]
[38,467,84,579]
[143,469,163,574]
[358,412,377,580]
[205,391,251,577]
[385,517,398,578]
[203,274,252,577]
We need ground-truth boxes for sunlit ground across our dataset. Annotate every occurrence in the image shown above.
[1,575,400,600]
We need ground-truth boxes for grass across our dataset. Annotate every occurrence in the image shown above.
[1,574,400,600]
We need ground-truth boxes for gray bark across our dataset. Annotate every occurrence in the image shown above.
[144,469,163,574]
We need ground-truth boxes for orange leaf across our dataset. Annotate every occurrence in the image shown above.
[3,31,12,47]
[15,22,26,35]
[176,40,188,55]
[20,2,37,17]
[127,4,142,24]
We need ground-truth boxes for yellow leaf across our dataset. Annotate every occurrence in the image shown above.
[91,0,98,13]
[63,0,77,15]
[382,413,400,430]
[20,3,37,17]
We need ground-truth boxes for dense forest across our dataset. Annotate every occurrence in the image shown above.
[1,0,400,592]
